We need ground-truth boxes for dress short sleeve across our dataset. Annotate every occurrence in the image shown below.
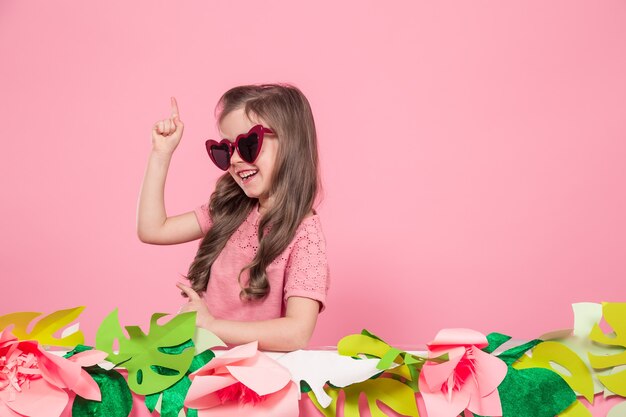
[194,203,212,235]
[283,216,330,312]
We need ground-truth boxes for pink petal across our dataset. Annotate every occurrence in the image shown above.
[421,346,465,391]
[419,374,470,417]
[67,350,108,367]
[226,353,291,396]
[191,342,259,377]
[0,329,18,346]
[185,374,238,409]
[71,369,101,401]
[429,329,488,349]
[38,349,82,389]
[0,402,23,417]
[467,384,503,416]
[59,392,76,417]
[470,347,508,395]
[5,378,69,417]
[196,381,299,417]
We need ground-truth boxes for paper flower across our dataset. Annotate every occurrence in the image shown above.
[0,329,105,417]
[184,341,298,417]
[418,328,507,417]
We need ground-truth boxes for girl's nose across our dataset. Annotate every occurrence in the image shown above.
[230,147,243,165]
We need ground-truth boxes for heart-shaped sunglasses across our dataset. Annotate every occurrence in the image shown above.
[205,125,274,171]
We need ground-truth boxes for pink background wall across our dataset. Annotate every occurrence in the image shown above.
[1,1,625,348]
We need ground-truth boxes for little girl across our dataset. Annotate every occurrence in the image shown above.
[137,84,329,352]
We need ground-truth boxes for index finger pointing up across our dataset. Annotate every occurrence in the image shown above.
[177,282,199,301]
[171,96,180,119]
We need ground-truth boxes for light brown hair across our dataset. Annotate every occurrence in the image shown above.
[185,83,320,300]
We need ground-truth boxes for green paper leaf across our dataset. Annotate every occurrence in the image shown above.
[514,341,595,402]
[145,342,215,417]
[145,390,159,413]
[483,332,512,354]
[72,366,133,417]
[496,366,576,417]
[0,306,85,347]
[95,309,196,395]
[360,329,387,342]
[64,344,94,358]
[189,349,215,373]
[497,339,542,366]
[377,348,403,370]
[300,380,313,393]
[308,378,419,417]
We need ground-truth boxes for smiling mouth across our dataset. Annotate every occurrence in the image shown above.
[239,170,258,182]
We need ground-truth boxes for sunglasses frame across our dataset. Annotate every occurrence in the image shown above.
[205,124,274,171]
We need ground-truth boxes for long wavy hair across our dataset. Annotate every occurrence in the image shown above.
[185,83,320,300]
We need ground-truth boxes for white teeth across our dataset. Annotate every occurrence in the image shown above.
[239,170,258,180]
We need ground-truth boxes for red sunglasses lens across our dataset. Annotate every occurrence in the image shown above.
[210,143,231,170]
[237,132,260,163]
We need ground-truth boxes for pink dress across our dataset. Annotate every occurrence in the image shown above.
[193,203,330,321]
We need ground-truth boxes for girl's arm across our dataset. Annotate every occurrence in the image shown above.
[177,283,320,352]
[137,97,204,245]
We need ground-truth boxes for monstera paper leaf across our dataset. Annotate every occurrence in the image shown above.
[304,330,423,417]
[145,343,215,417]
[0,306,85,346]
[95,309,196,395]
[308,377,419,417]
[338,330,425,387]
[588,302,626,396]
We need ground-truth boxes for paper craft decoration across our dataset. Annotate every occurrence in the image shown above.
[193,327,227,354]
[337,330,424,385]
[588,302,626,397]
[144,341,215,417]
[607,401,626,417]
[185,341,299,417]
[418,328,507,417]
[95,310,196,395]
[539,302,623,397]
[514,341,594,401]
[483,334,577,417]
[311,330,422,417]
[144,327,226,417]
[0,329,104,417]
[307,377,420,417]
[275,350,385,408]
[0,307,85,347]
[2,302,626,417]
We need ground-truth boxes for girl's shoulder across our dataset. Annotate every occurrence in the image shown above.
[301,208,321,224]
[292,209,325,241]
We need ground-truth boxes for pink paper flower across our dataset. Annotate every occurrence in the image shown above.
[418,328,507,417]
[0,329,105,417]
[185,341,298,417]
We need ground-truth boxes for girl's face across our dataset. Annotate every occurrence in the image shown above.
[219,108,279,210]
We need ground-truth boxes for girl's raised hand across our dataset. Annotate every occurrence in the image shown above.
[151,97,185,156]
[176,282,215,328]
